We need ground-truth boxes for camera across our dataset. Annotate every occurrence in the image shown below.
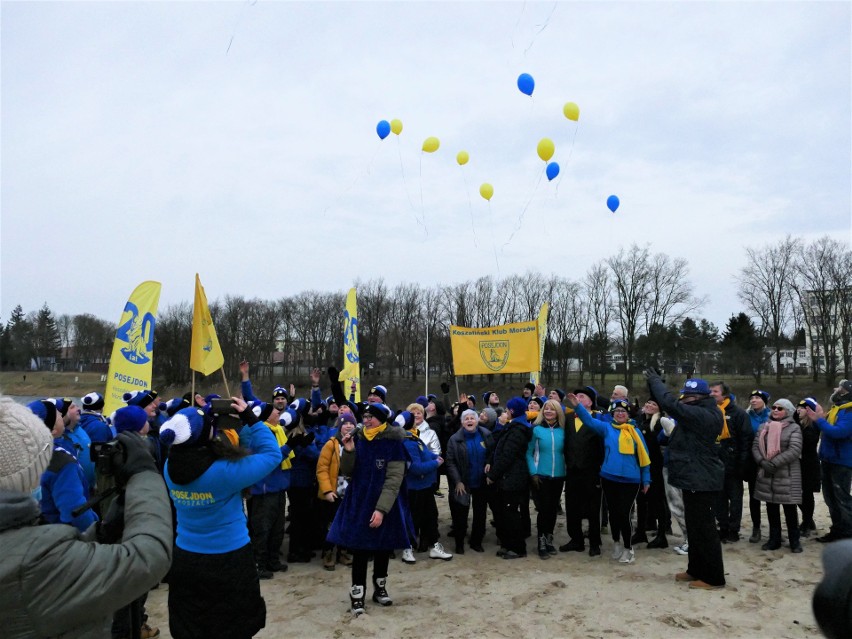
[210,398,240,430]
[91,440,126,477]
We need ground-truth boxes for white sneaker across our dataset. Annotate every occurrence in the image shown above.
[611,542,623,560]
[401,548,416,564]
[618,548,635,564]
[673,542,689,556]
[429,542,453,561]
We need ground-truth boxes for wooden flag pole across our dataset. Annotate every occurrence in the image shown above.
[221,367,231,398]
[191,370,196,402]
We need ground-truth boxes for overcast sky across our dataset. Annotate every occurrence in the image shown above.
[2,1,850,332]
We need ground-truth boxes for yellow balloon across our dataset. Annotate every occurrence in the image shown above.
[422,136,440,153]
[563,102,580,122]
[390,119,403,135]
[537,138,555,162]
[480,183,494,201]
[456,151,469,166]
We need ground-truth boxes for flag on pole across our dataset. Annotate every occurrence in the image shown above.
[450,320,540,376]
[190,273,224,376]
[530,302,549,385]
[340,287,361,403]
[103,281,162,416]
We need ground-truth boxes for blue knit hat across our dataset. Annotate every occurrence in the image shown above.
[27,399,57,430]
[159,407,206,446]
[368,385,388,402]
[363,402,391,423]
[750,389,770,404]
[680,379,710,396]
[124,389,158,408]
[393,410,414,430]
[160,396,191,417]
[82,392,105,411]
[272,386,288,399]
[798,397,819,411]
[415,395,429,409]
[114,405,149,433]
[609,399,630,413]
[505,397,527,418]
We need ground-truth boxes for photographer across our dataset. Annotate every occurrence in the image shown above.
[161,397,282,639]
[0,396,173,638]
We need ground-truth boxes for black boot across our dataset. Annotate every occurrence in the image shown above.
[749,526,762,543]
[788,520,803,553]
[647,532,668,549]
[631,530,648,545]
[537,535,549,559]
[350,585,366,616]
[761,525,782,551]
[545,533,557,555]
[372,576,392,606]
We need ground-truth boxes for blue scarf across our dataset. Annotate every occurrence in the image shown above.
[464,429,486,489]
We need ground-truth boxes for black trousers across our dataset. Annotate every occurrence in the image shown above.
[747,477,763,528]
[716,470,744,534]
[320,498,341,551]
[249,490,286,568]
[602,478,640,548]
[799,490,815,527]
[287,486,315,555]
[767,502,800,544]
[169,543,266,639]
[351,550,390,586]
[498,488,527,554]
[449,486,487,546]
[408,486,440,549]
[564,469,602,546]
[683,490,726,586]
[532,477,565,536]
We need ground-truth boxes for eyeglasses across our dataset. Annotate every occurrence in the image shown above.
[362,413,375,419]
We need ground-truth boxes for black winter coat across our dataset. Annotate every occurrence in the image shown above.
[445,426,494,488]
[487,418,532,492]
[718,400,752,477]
[647,376,724,492]
[564,410,604,472]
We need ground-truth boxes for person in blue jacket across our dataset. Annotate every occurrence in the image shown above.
[527,399,566,559]
[54,398,96,493]
[565,394,650,565]
[745,389,771,543]
[79,391,114,443]
[28,399,98,533]
[161,398,282,639]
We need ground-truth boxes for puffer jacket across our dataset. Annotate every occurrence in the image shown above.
[487,417,532,491]
[0,472,172,639]
[752,417,803,505]
[316,433,343,498]
[647,375,724,492]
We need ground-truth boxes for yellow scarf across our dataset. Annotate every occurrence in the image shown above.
[407,427,420,439]
[613,422,651,467]
[574,416,583,432]
[827,400,852,425]
[267,421,294,470]
[717,399,731,441]
[363,423,387,441]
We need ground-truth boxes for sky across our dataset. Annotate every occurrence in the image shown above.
[2,1,850,333]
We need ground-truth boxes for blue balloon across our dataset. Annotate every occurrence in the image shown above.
[607,195,620,213]
[376,120,391,140]
[517,73,535,96]
[546,162,560,181]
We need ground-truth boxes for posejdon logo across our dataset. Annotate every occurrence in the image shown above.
[116,302,156,365]
[343,309,359,363]
[479,340,510,372]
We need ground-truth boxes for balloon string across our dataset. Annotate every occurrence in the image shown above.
[461,169,478,248]
[418,154,428,236]
[502,168,544,250]
[524,2,558,56]
[225,0,257,55]
[510,1,527,51]
[397,137,422,227]
[488,202,501,277]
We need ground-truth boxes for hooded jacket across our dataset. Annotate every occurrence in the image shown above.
[487,416,532,492]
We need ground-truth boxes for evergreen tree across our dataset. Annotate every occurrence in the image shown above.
[6,305,33,369]
[721,313,765,381]
[32,303,61,370]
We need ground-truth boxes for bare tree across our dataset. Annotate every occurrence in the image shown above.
[736,235,801,383]
[584,262,613,387]
[606,244,651,387]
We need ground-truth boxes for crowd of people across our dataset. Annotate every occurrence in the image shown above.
[2,367,852,637]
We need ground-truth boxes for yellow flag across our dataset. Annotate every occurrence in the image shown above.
[340,288,361,403]
[450,320,540,376]
[190,274,224,376]
[103,281,162,416]
[530,302,549,385]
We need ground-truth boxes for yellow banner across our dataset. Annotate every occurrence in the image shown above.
[340,288,361,402]
[103,281,162,416]
[190,273,224,376]
[450,320,540,376]
[530,302,549,384]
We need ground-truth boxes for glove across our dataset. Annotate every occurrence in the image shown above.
[440,382,450,394]
[760,460,776,475]
[301,431,316,447]
[115,432,157,486]
[660,417,675,436]
[642,367,660,381]
[287,433,305,448]
[327,366,340,382]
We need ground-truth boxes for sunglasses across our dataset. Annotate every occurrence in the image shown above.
[771,405,786,411]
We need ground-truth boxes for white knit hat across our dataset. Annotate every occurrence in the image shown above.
[0,397,54,493]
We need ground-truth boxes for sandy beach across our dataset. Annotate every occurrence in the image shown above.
[146,479,825,639]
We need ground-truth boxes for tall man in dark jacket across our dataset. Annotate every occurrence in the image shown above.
[710,382,752,543]
[486,397,532,559]
[645,371,726,589]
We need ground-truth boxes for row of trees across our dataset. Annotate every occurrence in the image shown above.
[737,236,852,385]
[2,237,849,389]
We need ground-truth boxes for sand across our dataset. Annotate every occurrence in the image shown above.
[146,482,825,639]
